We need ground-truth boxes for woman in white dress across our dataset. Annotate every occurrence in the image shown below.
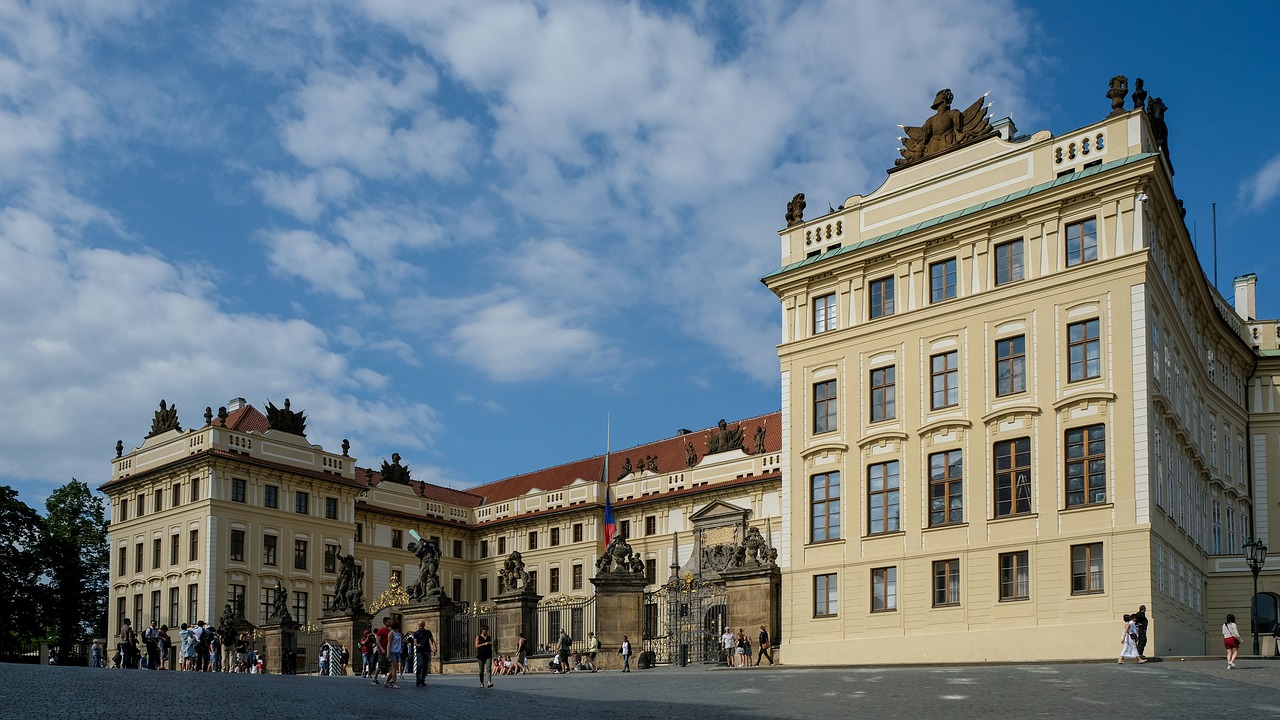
[1118,613,1144,663]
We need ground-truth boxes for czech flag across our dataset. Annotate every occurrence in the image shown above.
[603,467,616,546]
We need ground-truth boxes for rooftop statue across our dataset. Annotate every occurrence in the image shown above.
[146,399,181,438]
[1106,75,1129,115]
[895,89,993,168]
[785,193,806,227]
[265,397,307,436]
[705,418,744,455]
[380,452,412,485]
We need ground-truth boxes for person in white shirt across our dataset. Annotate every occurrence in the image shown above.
[721,628,735,667]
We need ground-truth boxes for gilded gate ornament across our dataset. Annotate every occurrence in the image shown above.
[895,89,993,168]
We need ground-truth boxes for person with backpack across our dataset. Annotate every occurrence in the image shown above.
[142,621,161,670]
[193,620,211,671]
[556,629,572,674]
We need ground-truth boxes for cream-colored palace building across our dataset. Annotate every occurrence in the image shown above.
[763,83,1280,662]
[104,78,1280,666]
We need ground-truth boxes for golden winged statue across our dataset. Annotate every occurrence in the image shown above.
[895,89,992,167]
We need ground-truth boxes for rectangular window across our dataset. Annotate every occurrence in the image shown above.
[999,551,1030,601]
[549,528,560,547]
[813,380,838,434]
[137,493,145,517]
[480,578,489,601]
[135,542,143,573]
[550,566,561,593]
[295,491,309,515]
[152,538,161,569]
[498,537,506,555]
[229,529,245,562]
[325,497,338,520]
[170,534,179,566]
[644,516,657,536]
[994,438,1032,517]
[810,471,841,542]
[814,573,838,617]
[292,591,308,625]
[134,593,143,630]
[932,559,961,607]
[391,529,403,549]
[355,523,363,543]
[187,584,199,625]
[871,567,897,612]
[813,292,837,334]
[994,239,1024,285]
[527,570,537,593]
[869,276,895,319]
[452,578,463,601]
[1065,218,1098,267]
[231,477,246,503]
[995,336,1026,396]
[1067,319,1101,382]
[264,485,278,509]
[619,521,630,540]
[645,558,657,584]
[324,543,338,573]
[191,477,199,501]
[169,587,179,627]
[259,588,275,625]
[119,498,128,522]
[1066,424,1107,507]
[453,539,464,558]
[155,489,163,513]
[263,535,277,566]
[1071,542,1104,594]
[528,531,538,550]
[930,258,957,302]
[172,483,181,507]
[928,450,964,526]
[480,540,489,558]
[294,539,308,570]
[930,351,959,409]
[867,461,900,535]
[118,546,127,576]
[870,366,896,422]
[226,584,245,617]
[188,529,199,562]
[573,563,583,590]
[572,523,583,543]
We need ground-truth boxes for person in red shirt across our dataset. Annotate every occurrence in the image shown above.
[372,617,392,685]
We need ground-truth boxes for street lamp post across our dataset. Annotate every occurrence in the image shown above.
[1243,537,1268,656]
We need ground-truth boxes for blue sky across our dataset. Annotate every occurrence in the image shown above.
[2,0,1277,508]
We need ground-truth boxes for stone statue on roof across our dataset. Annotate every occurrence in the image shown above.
[380,453,412,485]
[754,424,767,455]
[147,399,181,438]
[895,89,992,168]
[785,193,805,227]
[685,440,698,468]
[705,419,744,455]
[265,398,307,436]
[645,455,659,473]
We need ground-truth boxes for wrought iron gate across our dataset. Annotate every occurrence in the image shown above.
[643,576,727,666]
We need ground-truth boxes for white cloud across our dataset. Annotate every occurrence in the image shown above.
[1241,153,1280,211]
[444,298,603,382]
[254,168,358,223]
[262,228,364,300]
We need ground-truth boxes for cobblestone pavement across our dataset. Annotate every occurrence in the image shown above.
[7,658,1280,719]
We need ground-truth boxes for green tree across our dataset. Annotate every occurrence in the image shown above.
[0,485,46,657]
[43,479,109,662]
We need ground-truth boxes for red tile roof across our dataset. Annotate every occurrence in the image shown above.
[355,465,486,509]
[219,405,270,432]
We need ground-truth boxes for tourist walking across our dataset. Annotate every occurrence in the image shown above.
[475,625,494,687]
[556,629,572,674]
[360,628,374,677]
[91,640,103,668]
[142,621,161,670]
[736,628,751,667]
[158,625,172,670]
[1223,614,1243,669]
[385,620,404,688]
[1133,605,1150,660]
[756,625,773,666]
[372,617,392,685]
[585,631,600,672]
[515,631,528,674]
[412,621,436,686]
[1117,614,1144,664]
[117,618,137,670]
[721,627,735,667]
[620,635,632,672]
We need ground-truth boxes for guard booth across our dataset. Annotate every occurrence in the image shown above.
[1254,592,1280,656]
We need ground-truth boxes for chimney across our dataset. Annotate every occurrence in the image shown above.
[1233,274,1257,321]
[226,397,248,412]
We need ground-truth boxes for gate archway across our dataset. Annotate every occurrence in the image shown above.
[643,575,728,666]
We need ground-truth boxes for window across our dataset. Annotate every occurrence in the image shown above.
[619,521,630,540]
[572,523,583,543]
[867,461,900,535]
[498,537,506,555]
[325,497,338,520]
[191,477,199,501]
[644,516,657,536]
[480,540,489,558]
[1065,424,1107,507]
[137,494,145,517]
[294,539,308,570]
[259,588,276,625]
[994,239,1024,285]
[994,438,1032,517]
[263,535,277,566]
[188,529,199,562]
[172,483,181,507]
[324,544,338,573]
[264,485,278,509]
[226,584,245,617]
[549,528,560,547]
[999,551,1030,601]
[871,567,897,612]
[134,593,143,629]
[813,292,837,334]
[572,563,583,590]
[231,478,246,503]
[810,471,841,542]
[550,567,560,593]
[869,276,895,319]
[870,366,896,422]
[135,542,143,573]
[152,538,161,569]
[292,591,308,625]
[527,570,537,593]
[355,523,363,543]
[1065,218,1097,267]
[117,546,127,576]
[928,450,964,526]
[528,531,538,550]
[453,539,464,558]
[391,529,403,549]
[930,351,959,409]
[930,258,957,302]
[646,558,657,584]
[229,530,245,562]
[814,573,838,617]
[995,336,1026,396]
[169,587,179,627]
[480,578,489,601]
[452,578,463,601]
[155,489,163,513]
[1071,542,1104,594]
[119,498,128,522]
[813,380,838,434]
[187,584,199,625]
[932,559,961,607]
[295,491,309,515]
[170,534,179,565]
[1067,319,1101,382]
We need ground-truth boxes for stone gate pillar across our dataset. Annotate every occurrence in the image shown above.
[721,565,782,664]
[400,599,457,674]
[590,573,647,670]
[320,610,373,675]
[260,617,300,674]
[491,589,540,658]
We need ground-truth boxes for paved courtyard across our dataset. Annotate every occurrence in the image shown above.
[6,658,1280,719]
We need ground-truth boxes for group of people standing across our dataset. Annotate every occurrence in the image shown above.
[114,618,260,672]
[361,617,437,689]
[722,626,772,667]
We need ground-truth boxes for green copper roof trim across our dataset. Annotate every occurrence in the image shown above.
[762,152,1160,282]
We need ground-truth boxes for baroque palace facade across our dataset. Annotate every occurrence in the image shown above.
[762,80,1280,662]
[101,400,782,648]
